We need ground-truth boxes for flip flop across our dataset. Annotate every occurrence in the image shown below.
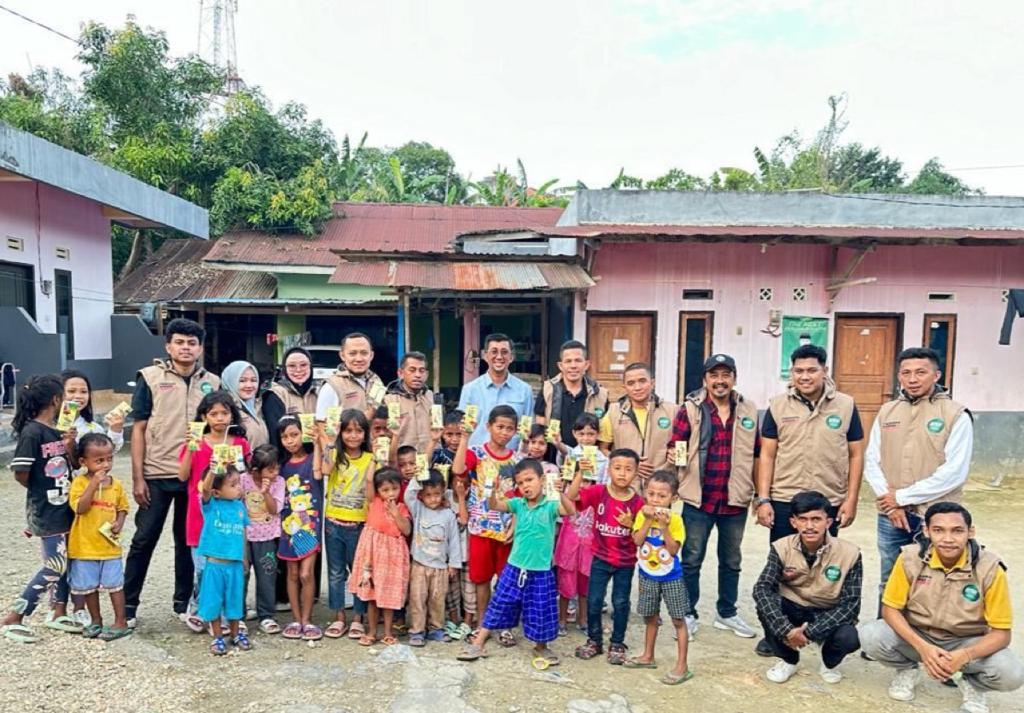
[347,621,366,640]
[445,621,463,640]
[456,643,490,661]
[98,626,133,642]
[82,623,104,639]
[661,670,695,686]
[358,634,377,647]
[302,624,323,641]
[497,629,517,647]
[1,623,39,643]
[44,615,83,634]
[624,658,658,669]
[281,622,303,639]
[259,618,280,635]
[380,635,398,646]
[324,621,348,639]
[532,652,560,668]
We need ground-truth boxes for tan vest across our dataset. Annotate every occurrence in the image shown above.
[384,386,434,453]
[605,396,676,471]
[541,376,610,421]
[326,367,386,415]
[140,361,221,478]
[269,380,319,416]
[900,543,1004,640]
[677,390,759,509]
[769,383,856,505]
[773,533,861,609]
[238,396,269,448]
[877,389,967,513]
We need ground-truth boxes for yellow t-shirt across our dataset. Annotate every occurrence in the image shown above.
[325,451,374,522]
[882,551,1013,630]
[632,509,685,580]
[599,408,648,444]
[68,475,129,560]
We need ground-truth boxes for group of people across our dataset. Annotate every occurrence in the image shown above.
[3,319,1021,710]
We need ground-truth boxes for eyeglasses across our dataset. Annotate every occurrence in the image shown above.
[486,350,512,357]
[284,363,309,370]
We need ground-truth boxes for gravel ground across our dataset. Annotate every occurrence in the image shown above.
[0,446,1021,712]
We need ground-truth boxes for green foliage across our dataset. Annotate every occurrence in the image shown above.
[210,160,333,235]
[906,158,979,196]
[469,160,567,207]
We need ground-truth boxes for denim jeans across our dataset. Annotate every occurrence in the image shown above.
[324,519,365,614]
[681,504,746,619]
[876,511,924,597]
[15,533,70,616]
[586,557,634,646]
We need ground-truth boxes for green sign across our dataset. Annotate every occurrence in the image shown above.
[824,565,842,582]
[962,583,980,602]
[781,316,830,378]
[826,415,842,429]
[927,418,945,434]
[740,416,755,430]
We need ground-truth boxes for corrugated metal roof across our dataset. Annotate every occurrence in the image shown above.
[203,202,565,267]
[328,260,594,291]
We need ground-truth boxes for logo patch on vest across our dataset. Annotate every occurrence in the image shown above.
[158,383,175,392]
[657,416,670,429]
[740,416,755,430]
[824,565,842,582]
[962,583,980,602]
[825,415,842,429]
[926,418,945,434]
[594,407,604,418]
[200,381,214,394]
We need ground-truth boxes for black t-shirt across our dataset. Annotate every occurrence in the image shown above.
[534,384,607,448]
[762,402,864,441]
[11,421,73,536]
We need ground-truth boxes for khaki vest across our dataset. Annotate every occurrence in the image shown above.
[769,383,855,505]
[877,389,967,514]
[541,375,610,422]
[326,367,386,416]
[269,380,319,416]
[238,396,269,448]
[677,389,759,509]
[140,361,220,478]
[605,395,677,471]
[900,543,1003,640]
[773,533,861,609]
[384,385,434,453]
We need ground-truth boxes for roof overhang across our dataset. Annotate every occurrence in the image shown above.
[0,122,208,238]
[328,259,594,292]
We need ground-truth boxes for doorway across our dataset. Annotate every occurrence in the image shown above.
[587,312,655,400]
[677,312,713,401]
[55,269,74,360]
[833,315,901,432]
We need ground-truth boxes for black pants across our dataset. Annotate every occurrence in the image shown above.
[759,597,859,667]
[123,478,194,616]
[769,499,840,543]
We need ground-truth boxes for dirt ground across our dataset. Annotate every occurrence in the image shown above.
[0,440,1021,712]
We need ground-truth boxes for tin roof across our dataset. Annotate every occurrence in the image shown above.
[203,202,565,268]
[328,260,594,291]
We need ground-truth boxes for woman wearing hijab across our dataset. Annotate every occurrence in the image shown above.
[262,347,320,449]
[221,360,270,447]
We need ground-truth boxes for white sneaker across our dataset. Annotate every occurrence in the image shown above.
[956,676,989,713]
[766,660,798,683]
[713,614,757,638]
[819,661,843,684]
[126,616,138,630]
[888,667,920,702]
[685,615,699,641]
[73,608,92,628]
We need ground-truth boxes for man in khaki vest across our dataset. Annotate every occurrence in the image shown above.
[383,351,435,453]
[124,318,221,627]
[667,354,759,640]
[753,490,862,685]
[315,332,387,422]
[534,340,609,447]
[597,362,676,479]
[860,502,1022,712]
[864,347,973,595]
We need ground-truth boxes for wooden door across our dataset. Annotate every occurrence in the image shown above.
[833,315,900,432]
[587,312,654,400]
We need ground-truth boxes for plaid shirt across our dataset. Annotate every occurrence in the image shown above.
[752,545,864,641]
[670,396,760,515]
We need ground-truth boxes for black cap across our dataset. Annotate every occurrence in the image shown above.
[703,354,737,374]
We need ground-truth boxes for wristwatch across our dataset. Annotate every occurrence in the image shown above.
[755,497,772,506]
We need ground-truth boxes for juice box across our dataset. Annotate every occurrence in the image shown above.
[580,445,598,480]
[325,406,343,437]
[56,401,79,431]
[546,419,560,443]
[479,458,499,496]
[517,415,532,439]
[387,402,401,430]
[416,454,430,481]
[368,380,387,405]
[431,404,444,430]
[561,455,576,481]
[213,444,234,470]
[674,440,688,466]
[187,421,206,451]
[104,401,132,426]
[98,521,122,548]
[462,405,479,433]
[373,436,391,464]
[435,463,451,483]
[298,413,316,443]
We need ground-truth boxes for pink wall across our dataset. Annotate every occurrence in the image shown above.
[575,241,1024,411]
[0,181,114,359]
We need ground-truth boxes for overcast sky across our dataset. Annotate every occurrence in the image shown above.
[3,0,1023,194]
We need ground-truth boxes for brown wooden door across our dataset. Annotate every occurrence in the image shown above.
[587,313,654,400]
[833,315,900,432]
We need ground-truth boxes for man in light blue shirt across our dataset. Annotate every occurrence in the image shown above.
[458,333,535,448]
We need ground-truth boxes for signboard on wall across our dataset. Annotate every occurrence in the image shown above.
[281,331,312,351]
[780,316,829,378]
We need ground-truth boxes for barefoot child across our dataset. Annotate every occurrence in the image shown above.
[196,464,251,655]
[350,468,411,646]
[241,444,285,634]
[458,459,576,665]
[68,433,131,641]
[626,470,693,685]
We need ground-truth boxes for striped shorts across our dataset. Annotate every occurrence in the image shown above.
[481,564,558,644]
[636,574,690,621]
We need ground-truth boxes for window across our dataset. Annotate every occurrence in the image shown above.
[792,286,807,302]
[55,246,71,260]
[0,261,35,318]
[55,269,74,360]
[678,312,713,400]
[682,289,714,301]
[924,314,956,392]
[758,287,773,301]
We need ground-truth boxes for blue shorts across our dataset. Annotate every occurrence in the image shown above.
[197,559,244,622]
[481,564,558,644]
[69,558,124,595]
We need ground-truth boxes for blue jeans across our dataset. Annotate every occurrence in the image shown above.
[876,512,924,597]
[14,533,70,617]
[681,504,746,619]
[586,557,634,646]
[324,520,366,614]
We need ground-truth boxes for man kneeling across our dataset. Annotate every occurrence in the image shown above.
[753,490,862,684]
[860,502,1023,713]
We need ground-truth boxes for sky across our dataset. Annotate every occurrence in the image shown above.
[2,0,1024,195]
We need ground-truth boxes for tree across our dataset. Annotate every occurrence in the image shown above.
[906,158,978,196]
[469,160,566,207]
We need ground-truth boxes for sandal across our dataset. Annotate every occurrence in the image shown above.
[532,650,560,667]
[391,621,408,634]
[607,642,628,665]
[281,622,303,639]
[575,639,603,660]
[259,618,280,635]
[233,632,252,651]
[1,623,39,643]
[661,670,695,686]
[426,629,450,642]
[380,635,398,646]
[497,629,517,647]
[557,624,568,638]
[210,636,227,656]
[179,612,204,633]
[456,643,489,661]
[99,626,133,642]
[444,621,463,640]
[358,634,377,647]
[302,624,323,641]
[409,631,426,647]
[44,614,83,634]
[324,621,348,639]
[624,657,658,669]
[82,623,104,639]
[456,623,473,640]
[347,621,366,640]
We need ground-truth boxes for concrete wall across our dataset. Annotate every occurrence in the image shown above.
[110,314,165,389]
[0,306,63,379]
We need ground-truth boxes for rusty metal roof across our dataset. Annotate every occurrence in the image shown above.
[114,239,277,303]
[328,260,594,291]
[203,202,565,267]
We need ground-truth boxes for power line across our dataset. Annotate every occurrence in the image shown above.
[947,164,1024,172]
[0,2,77,43]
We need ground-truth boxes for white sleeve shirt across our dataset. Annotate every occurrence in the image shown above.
[314,385,339,421]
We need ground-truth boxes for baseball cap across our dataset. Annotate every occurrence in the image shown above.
[703,354,737,374]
